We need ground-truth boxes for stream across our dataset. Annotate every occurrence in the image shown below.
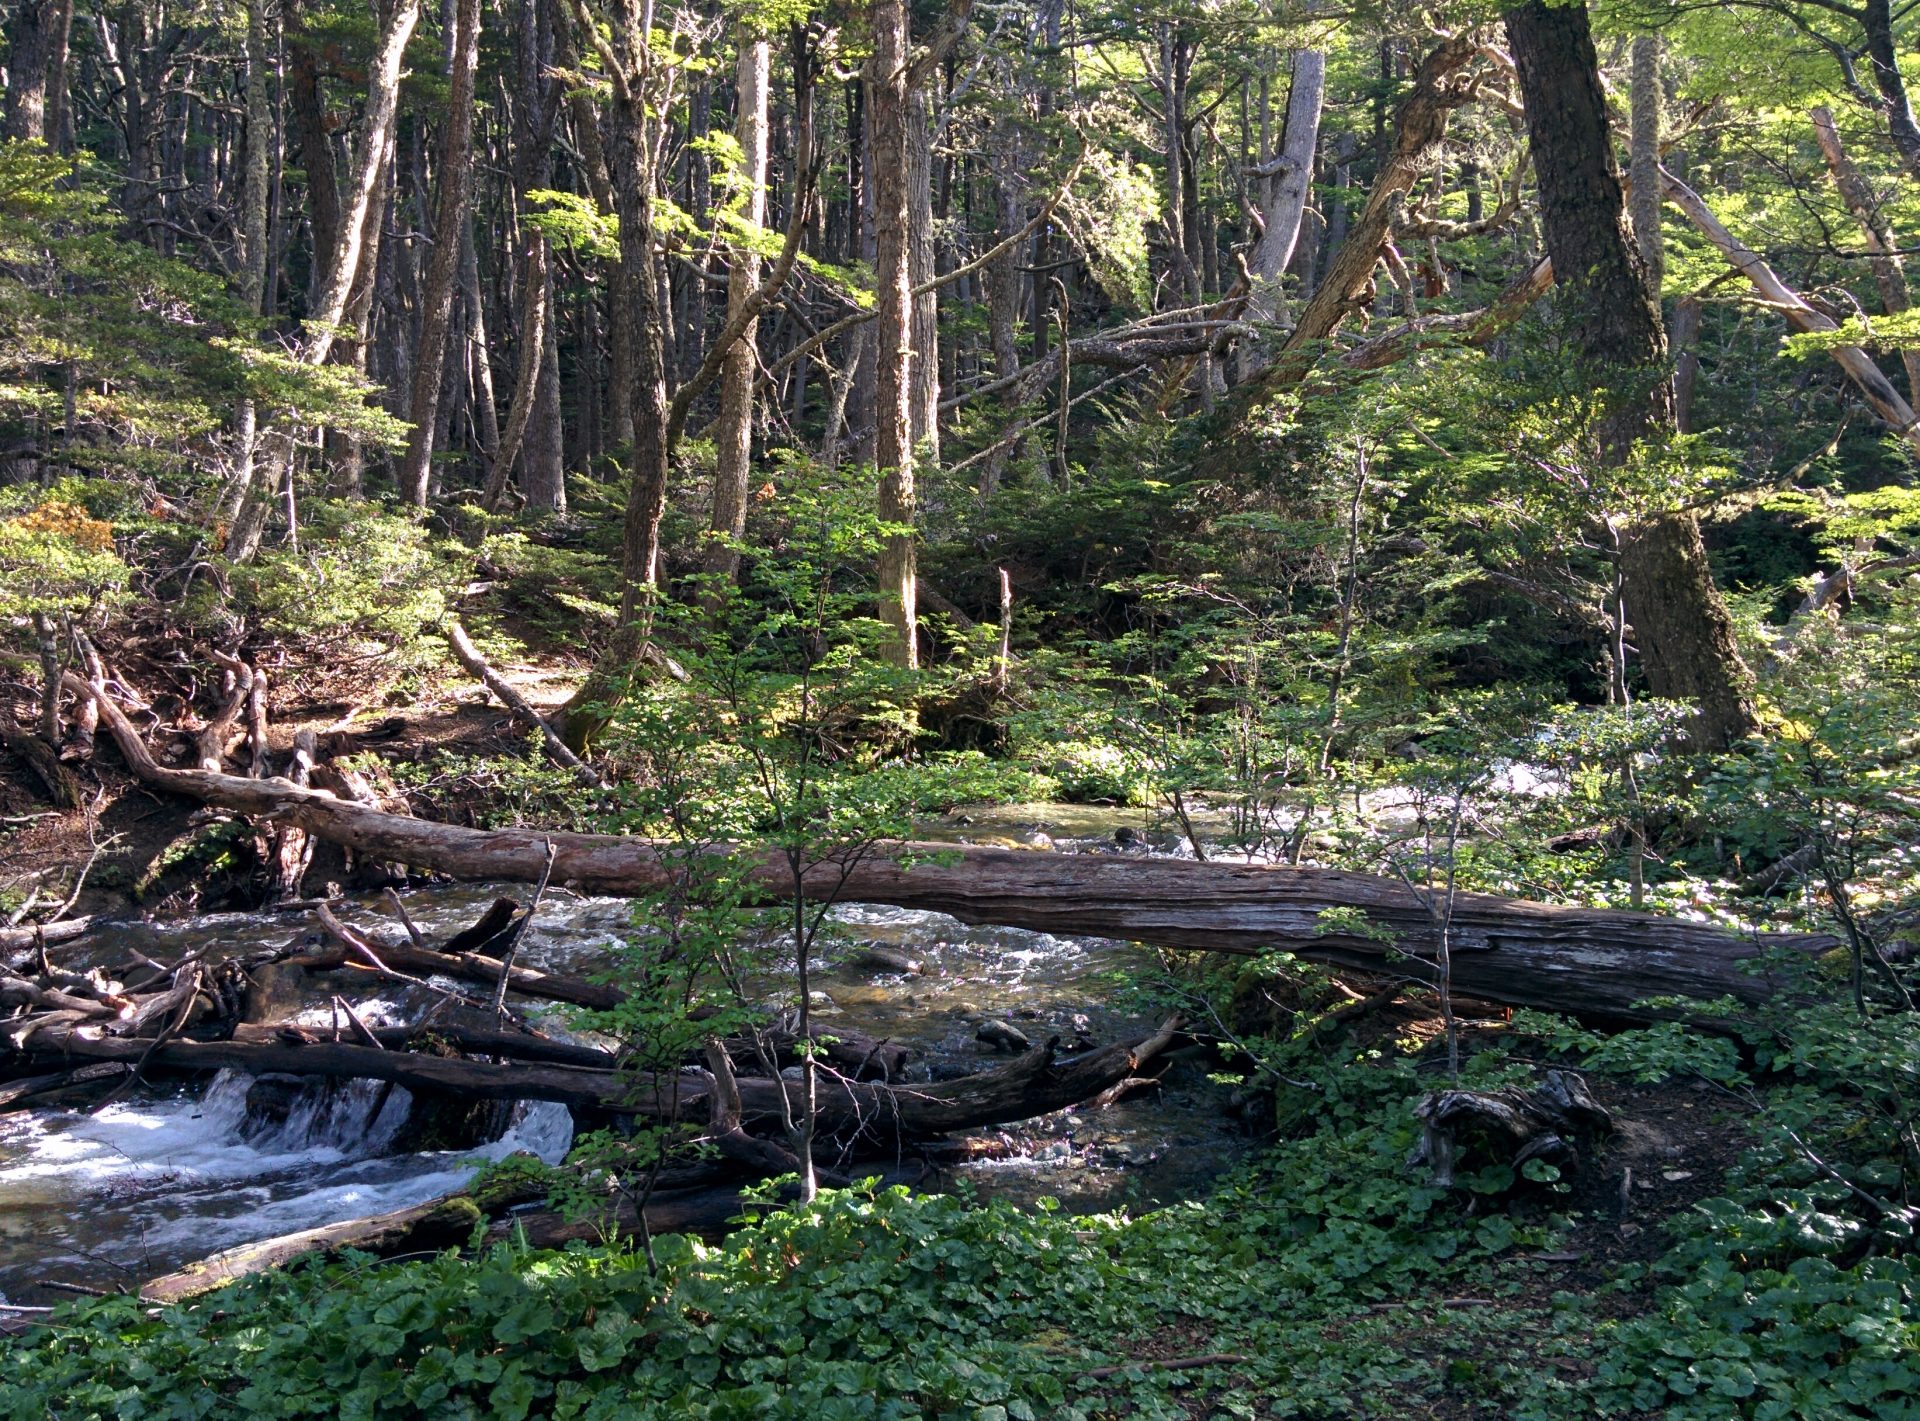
[0,806,1255,1301]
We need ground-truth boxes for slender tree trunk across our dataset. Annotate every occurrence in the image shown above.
[229,0,275,532]
[482,239,549,508]
[1505,0,1755,751]
[608,54,671,616]
[907,80,939,462]
[286,3,342,307]
[460,217,501,467]
[398,0,482,505]
[1628,36,1662,300]
[702,27,772,585]
[1811,104,1920,407]
[304,0,420,368]
[44,0,72,149]
[869,0,917,667]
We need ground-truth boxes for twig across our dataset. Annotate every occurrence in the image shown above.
[381,888,427,949]
[492,840,557,1022]
[1086,1354,1248,1380]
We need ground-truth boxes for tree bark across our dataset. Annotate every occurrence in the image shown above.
[2,0,51,141]
[869,0,918,666]
[1628,36,1663,299]
[398,0,482,505]
[701,27,773,586]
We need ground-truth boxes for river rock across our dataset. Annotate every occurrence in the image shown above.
[976,1019,1030,1053]
[854,945,926,976]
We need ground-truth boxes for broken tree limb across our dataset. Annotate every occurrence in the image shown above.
[68,674,1835,1021]
[1660,165,1920,457]
[442,621,603,786]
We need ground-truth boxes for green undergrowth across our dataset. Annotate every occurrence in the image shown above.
[4,1012,1914,1420]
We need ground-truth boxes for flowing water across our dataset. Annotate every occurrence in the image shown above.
[0,807,1256,1301]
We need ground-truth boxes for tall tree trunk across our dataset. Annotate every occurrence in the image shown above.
[303,0,420,368]
[41,0,68,149]
[481,238,549,508]
[1811,104,1920,407]
[980,142,1024,496]
[398,0,482,506]
[3,0,51,141]
[460,216,501,468]
[1505,0,1755,751]
[702,26,772,586]
[606,30,671,616]
[869,0,917,667]
[229,0,275,532]
[1244,47,1325,360]
[511,0,566,511]
[907,80,939,462]
[286,3,342,308]
[228,0,420,561]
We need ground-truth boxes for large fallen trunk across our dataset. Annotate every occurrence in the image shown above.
[19,1017,1180,1142]
[70,675,1835,1020]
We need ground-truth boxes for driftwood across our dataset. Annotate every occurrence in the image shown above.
[67,673,1836,1021]
[1411,1069,1613,1189]
[140,1193,490,1304]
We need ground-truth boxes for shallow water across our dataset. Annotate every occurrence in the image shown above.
[0,806,1259,1300]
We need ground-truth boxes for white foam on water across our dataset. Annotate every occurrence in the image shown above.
[0,1072,575,1289]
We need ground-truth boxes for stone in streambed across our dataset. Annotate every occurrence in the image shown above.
[854,945,927,976]
[975,1019,1031,1053]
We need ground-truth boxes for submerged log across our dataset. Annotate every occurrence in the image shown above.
[70,674,1837,1021]
[21,1015,1182,1142]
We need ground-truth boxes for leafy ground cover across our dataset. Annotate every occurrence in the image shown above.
[6,993,1913,1421]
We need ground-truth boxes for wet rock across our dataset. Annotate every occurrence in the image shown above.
[1014,1007,1041,1020]
[854,946,926,976]
[241,1074,305,1133]
[829,984,895,1008]
[1111,826,1143,851]
[244,961,308,1025]
[976,1019,1031,1053]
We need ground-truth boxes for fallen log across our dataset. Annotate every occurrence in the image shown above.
[0,916,98,955]
[140,1193,489,1304]
[21,1016,1180,1142]
[70,674,1836,1021]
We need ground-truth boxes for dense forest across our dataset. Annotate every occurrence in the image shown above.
[2,0,1920,1414]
